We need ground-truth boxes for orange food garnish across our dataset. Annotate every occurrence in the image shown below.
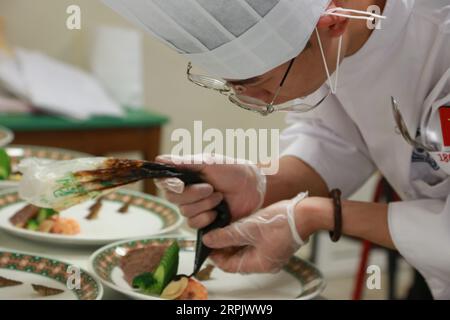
[177,278,208,300]
[51,217,80,235]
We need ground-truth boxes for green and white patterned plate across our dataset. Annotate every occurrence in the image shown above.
[0,145,91,189]
[0,189,183,246]
[90,236,326,300]
[0,250,103,300]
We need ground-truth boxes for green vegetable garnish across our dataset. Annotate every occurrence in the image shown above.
[132,272,157,290]
[0,148,11,180]
[26,219,39,231]
[37,208,57,224]
[132,241,180,295]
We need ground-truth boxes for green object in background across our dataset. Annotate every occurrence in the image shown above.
[0,108,169,132]
[0,148,11,180]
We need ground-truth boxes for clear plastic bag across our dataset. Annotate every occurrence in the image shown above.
[18,157,112,211]
[18,157,199,211]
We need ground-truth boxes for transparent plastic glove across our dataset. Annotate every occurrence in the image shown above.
[155,154,266,229]
[202,193,309,274]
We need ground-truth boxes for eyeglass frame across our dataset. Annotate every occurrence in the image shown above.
[186,59,330,116]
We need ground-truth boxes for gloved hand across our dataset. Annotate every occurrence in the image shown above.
[202,193,309,274]
[155,154,266,229]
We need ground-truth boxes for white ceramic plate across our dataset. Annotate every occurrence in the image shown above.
[0,145,91,189]
[0,126,13,148]
[0,189,183,246]
[90,236,326,300]
[0,249,103,300]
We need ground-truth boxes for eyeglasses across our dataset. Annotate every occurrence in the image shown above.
[186,60,330,116]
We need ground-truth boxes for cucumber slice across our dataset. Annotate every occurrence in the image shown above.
[0,149,11,180]
[158,241,179,290]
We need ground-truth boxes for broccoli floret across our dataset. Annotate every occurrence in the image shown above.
[37,208,57,223]
[132,272,157,291]
[26,219,39,231]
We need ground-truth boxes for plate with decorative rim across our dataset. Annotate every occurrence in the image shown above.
[0,144,92,189]
[0,189,183,246]
[90,235,326,300]
[0,249,103,300]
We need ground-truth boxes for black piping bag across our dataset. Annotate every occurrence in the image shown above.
[141,162,232,276]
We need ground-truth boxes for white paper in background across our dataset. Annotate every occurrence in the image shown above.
[0,95,32,113]
[15,48,124,119]
[90,26,144,109]
[0,51,29,99]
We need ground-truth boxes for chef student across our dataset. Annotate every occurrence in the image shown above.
[103,0,450,299]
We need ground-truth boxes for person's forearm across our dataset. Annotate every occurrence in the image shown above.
[297,197,395,249]
[263,156,329,206]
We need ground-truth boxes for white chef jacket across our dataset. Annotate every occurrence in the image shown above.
[280,0,450,299]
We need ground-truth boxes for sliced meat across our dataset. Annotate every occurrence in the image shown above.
[120,244,170,286]
[0,276,23,288]
[118,199,132,214]
[32,284,64,296]
[86,198,103,220]
[9,204,40,228]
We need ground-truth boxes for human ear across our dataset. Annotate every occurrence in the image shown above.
[316,2,349,37]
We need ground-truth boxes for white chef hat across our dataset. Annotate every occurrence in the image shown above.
[103,0,331,80]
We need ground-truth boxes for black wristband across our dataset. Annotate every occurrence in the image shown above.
[329,189,342,242]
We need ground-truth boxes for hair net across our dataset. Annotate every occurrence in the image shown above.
[103,0,331,80]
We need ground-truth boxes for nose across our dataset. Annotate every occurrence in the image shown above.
[231,85,266,100]
[232,85,246,95]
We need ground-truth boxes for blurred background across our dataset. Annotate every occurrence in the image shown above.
[0,0,417,300]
